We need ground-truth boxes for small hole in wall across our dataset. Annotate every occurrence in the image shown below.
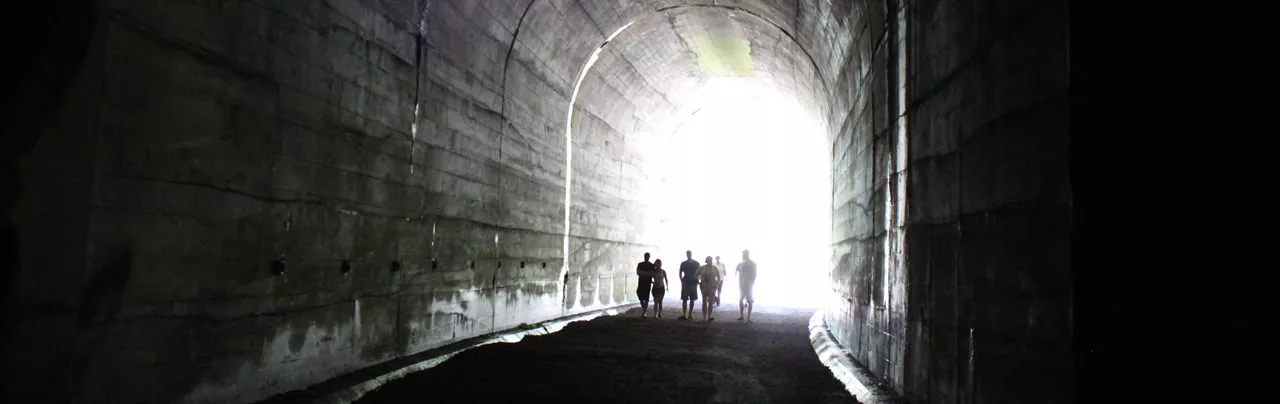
[497,261,502,269]
[271,259,286,276]
[431,258,438,270]
[520,261,525,269]
[469,261,475,269]
[341,260,351,275]
[390,260,402,272]
[542,262,547,269]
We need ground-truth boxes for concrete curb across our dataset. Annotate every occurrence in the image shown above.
[808,308,906,404]
[292,304,638,404]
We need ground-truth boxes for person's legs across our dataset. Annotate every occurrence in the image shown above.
[738,294,745,321]
[701,291,707,321]
[652,289,665,317]
[744,281,755,322]
[691,286,698,318]
[682,282,698,318]
[700,286,715,321]
[681,283,695,319]
[701,288,711,320]
[706,296,713,320]
[679,284,689,319]
[637,284,650,317]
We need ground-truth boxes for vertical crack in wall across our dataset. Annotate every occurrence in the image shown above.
[498,0,538,164]
[411,0,430,175]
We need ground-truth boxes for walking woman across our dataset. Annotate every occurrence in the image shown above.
[697,256,722,322]
[651,259,670,318]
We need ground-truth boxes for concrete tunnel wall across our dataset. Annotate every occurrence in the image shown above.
[2,0,1068,403]
[826,1,1071,403]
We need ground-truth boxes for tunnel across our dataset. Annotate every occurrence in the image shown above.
[2,0,1269,403]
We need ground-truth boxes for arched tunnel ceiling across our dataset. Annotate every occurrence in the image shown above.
[484,0,864,244]
[571,5,832,153]
[498,0,865,151]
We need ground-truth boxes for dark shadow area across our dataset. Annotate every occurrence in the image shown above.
[70,247,133,402]
[1,0,97,400]
[1071,3,1272,402]
[358,305,855,404]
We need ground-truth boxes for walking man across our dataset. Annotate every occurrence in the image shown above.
[697,256,722,322]
[636,252,656,318]
[678,250,700,320]
[737,250,757,323]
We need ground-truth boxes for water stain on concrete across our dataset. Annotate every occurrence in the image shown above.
[694,34,754,76]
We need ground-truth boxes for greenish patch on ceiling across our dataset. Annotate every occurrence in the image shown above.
[693,34,754,76]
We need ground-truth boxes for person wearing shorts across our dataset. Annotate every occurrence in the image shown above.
[697,256,722,322]
[650,259,669,318]
[737,249,757,323]
[678,250,700,320]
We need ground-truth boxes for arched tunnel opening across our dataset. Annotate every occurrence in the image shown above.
[3,0,1270,403]
[653,78,832,309]
[564,7,834,309]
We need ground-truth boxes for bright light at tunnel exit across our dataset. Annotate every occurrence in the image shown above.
[654,77,831,309]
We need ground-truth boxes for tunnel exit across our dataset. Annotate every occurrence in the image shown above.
[652,77,832,309]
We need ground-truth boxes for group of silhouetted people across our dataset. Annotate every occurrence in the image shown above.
[635,249,757,323]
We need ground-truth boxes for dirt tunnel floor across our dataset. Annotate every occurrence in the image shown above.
[357,303,857,404]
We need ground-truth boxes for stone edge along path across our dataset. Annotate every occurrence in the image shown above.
[809,309,906,404]
[298,304,639,404]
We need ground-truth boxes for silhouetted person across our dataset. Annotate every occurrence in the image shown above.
[697,256,722,322]
[714,256,726,307]
[737,250,757,322]
[678,250,700,320]
[651,259,669,318]
[636,252,656,318]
